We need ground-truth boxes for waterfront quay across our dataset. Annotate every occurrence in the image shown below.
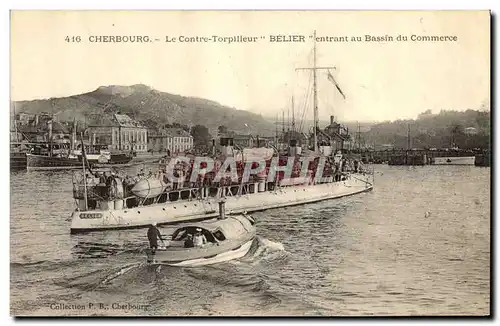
[356,148,490,166]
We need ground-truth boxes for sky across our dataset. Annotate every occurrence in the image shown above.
[10,10,490,122]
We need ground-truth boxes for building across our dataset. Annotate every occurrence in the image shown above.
[465,127,478,136]
[283,130,308,146]
[256,136,275,147]
[233,134,255,148]
[148,127,193,153]
[16,119,70,143]
[16,113,36,125]
[319,115,349,151]
[87,113,148,152]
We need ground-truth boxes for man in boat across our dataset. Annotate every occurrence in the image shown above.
[184,234,194,248]
[147,222,165,254]
[193,228,207,248]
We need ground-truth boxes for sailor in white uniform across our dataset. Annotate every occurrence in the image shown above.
[193,228,207,247]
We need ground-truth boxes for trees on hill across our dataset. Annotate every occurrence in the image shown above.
[365,109,490,150]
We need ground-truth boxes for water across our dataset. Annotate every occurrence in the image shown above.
[10,165,490,316]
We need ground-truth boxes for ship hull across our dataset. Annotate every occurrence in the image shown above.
[26,153,82,171]
[432,156,475,165]
[158,239,254,266]
[10,152,27,170]
[77,153,134,167]
[70,173,373,233]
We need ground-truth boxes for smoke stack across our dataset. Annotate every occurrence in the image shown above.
[48,120,53,141]
[71,119,77,151]
[218,199,226,220]
[330,115,334,125]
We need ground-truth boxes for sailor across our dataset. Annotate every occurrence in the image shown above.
[147,222,165,254]
[85,173,94,184]
[97,172,107,184]
[193,228,207,247]
[184,234,194,248]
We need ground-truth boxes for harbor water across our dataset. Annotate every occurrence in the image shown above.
[10,164,490,316]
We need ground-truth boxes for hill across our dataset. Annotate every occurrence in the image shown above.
[364,109,490,149]
[11,85,277,137]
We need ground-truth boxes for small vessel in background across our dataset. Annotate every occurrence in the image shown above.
[26,142,81,171]
[432,156,476,165]
[145,201,256,266]
[10,107,29,170]
[73,144,134,167]
[10,143,28,170]
[26,118,82,171]
[431,128,476,166]
[26,118,137,171]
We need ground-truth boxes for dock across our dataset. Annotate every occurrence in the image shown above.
[358,149,489,166]
[474,153,491,167]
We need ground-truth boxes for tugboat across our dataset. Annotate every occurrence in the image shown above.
[26,142,81,170]
[26,119,81,171]
[27,119,135,171]
[145,200,256,266]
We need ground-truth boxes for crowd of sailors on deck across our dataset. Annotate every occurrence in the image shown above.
[80,151,366,201]
[83,168,149,200]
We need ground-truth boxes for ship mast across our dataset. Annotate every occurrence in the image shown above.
[287,106,290,133]
[296,30,336,153]
[313,31,318,152]
[275,113,278,146]
[282,110,285,142]
[13,102,18,142]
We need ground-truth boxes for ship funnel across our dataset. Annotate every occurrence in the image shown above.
[48,120,53,141]
[218,199,226,220]
[220,137,234,156]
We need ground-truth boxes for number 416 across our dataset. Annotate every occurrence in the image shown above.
[65,36,81,42]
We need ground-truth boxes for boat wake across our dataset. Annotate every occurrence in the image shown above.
[72,241,145,259]
[14,236,330,316]
[235,236,288,266]
[55,236,287,291]
[99,262,145,285]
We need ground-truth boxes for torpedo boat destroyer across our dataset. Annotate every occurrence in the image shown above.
[69,30,374,233]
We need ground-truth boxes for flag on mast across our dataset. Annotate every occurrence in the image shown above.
[80,137,92,173]
[327,69,346,100]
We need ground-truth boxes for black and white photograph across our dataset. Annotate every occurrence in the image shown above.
[9,10,490,316]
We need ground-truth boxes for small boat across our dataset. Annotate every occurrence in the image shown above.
[26,152,81,170]
[145,212,256,266]
[10,144,27,170]
[75,151,134,166]
[432,156,476,165]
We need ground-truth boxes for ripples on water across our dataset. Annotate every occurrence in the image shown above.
[10,165,490,316]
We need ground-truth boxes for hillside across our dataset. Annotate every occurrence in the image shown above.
[364,109,490,149]
[11,85,277,137]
